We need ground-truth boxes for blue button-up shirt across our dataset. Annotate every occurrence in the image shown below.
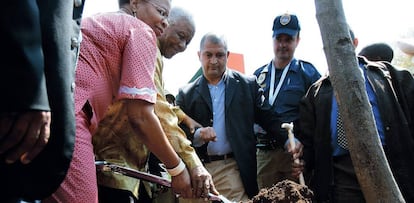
[331,62,385,156]
[193,76,232,155]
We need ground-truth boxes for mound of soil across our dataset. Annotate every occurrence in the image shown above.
[247,179,313,203]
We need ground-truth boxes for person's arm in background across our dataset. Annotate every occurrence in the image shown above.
[252,81,285,144]
[384,62,414,138]
[153,53,217,197]
[0,1,52,164]
[0,0,81,200]
[253,81,303,158]
[173,106,202,134]
[297,84,318,174]
[155,95,216,198]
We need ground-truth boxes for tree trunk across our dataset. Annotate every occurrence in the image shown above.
[314,0,405,202]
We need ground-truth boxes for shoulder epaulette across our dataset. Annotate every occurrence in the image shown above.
[298,59,315,66]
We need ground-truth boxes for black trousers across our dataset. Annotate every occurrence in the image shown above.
[332,154,366,203]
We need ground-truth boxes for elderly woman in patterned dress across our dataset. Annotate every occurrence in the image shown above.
[45,0,215,202]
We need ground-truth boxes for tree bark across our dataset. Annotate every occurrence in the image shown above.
[314,0,405,202]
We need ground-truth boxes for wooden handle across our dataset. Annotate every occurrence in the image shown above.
[282,122,305,185]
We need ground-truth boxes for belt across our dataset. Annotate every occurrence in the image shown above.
[256,138,281,150]
[207,153,234,162]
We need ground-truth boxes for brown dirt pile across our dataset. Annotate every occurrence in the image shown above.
[246,179,313,203]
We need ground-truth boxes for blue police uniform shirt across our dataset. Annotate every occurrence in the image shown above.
[330,62,385,156]
[254,58,321,123]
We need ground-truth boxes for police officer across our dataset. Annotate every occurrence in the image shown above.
[253,13,321,189]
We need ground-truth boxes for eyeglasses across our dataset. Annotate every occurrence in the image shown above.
[144,0,169,20]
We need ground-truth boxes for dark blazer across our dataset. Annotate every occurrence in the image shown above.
[0,0,83,200]
[176,69,283,198]
[299,57,414,202]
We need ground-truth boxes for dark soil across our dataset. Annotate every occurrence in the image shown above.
[246,179,313,203]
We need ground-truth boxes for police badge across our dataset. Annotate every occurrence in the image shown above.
[280,14,291,25]
[257,72,266,88]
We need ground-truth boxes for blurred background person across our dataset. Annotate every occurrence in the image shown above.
[358,42,394,62]
[0,0,83,202]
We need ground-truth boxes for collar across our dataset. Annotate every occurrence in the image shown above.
[208,73,226,87]
[261,58,300,74]
[257,59,299,85]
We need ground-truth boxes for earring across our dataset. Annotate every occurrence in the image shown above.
[133,11,137,17]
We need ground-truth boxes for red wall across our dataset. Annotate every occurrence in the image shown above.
[228,52,245,73]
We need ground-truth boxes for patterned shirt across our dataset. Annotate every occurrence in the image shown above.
[75,11,158,197]
[75,12,157,124]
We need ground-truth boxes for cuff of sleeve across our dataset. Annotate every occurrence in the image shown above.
[173,107,186,123]
[192,128,205,147]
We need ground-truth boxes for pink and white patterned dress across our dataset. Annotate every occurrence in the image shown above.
[45,12,158,203]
